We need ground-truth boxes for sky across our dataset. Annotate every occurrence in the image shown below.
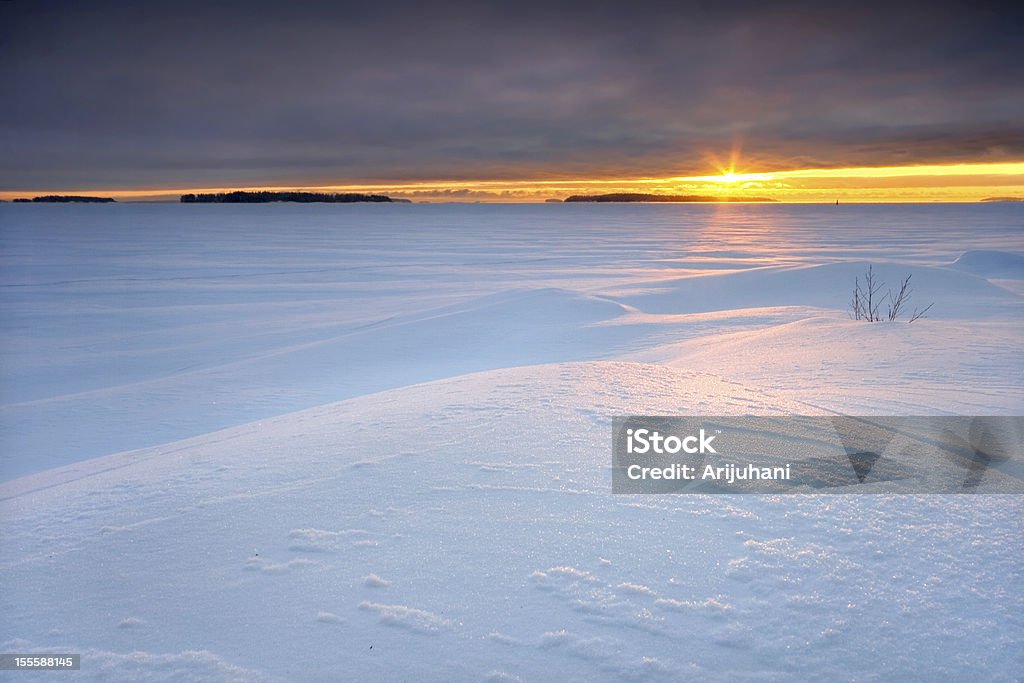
[1,0,1022,201]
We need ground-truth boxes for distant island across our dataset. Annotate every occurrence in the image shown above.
[181,191,393,203]
[979,197,1023,202]
[13,195,116,203]
[564,193,775,203]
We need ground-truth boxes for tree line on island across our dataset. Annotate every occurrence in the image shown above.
[5,191,781,204]
[12,195,116,203]
[180,191,402,203]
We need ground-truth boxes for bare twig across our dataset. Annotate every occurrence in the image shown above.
[850,266,933,323]
[850,275,863,320]
[861,265,884,322]
[887,275,912,321]
[908,302,933,323]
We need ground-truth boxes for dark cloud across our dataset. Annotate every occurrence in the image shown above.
[1,0,1022,189]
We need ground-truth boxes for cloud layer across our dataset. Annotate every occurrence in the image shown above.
[2,0,1022,189]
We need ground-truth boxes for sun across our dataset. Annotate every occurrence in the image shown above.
[720,172,739,183]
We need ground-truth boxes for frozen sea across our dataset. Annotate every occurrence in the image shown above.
[1,202,1022,680]
[2,202,1022,480]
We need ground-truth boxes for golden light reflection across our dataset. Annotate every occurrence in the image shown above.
[2,162,1022,203]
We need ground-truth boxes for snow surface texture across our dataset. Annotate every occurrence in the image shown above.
[1,203,1023,680]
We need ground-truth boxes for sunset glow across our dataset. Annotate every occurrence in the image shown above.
[3,162,1021,204]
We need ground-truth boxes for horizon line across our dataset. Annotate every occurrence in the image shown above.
[2,161,1023,203]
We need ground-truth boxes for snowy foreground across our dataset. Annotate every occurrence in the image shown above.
[1,204,1023,680]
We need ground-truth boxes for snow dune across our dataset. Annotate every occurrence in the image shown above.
[621,260,1020,318]
[1,203,1022,679]
[950,249,1024,278]
[631,316,1024,414]
[4,253,1022,479]
[3,363,1021,680]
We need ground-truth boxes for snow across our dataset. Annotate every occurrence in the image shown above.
[1,203,1022,680]
[631,317,1024,414]
[951,249,1024,278]
[621,261,1019,318]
